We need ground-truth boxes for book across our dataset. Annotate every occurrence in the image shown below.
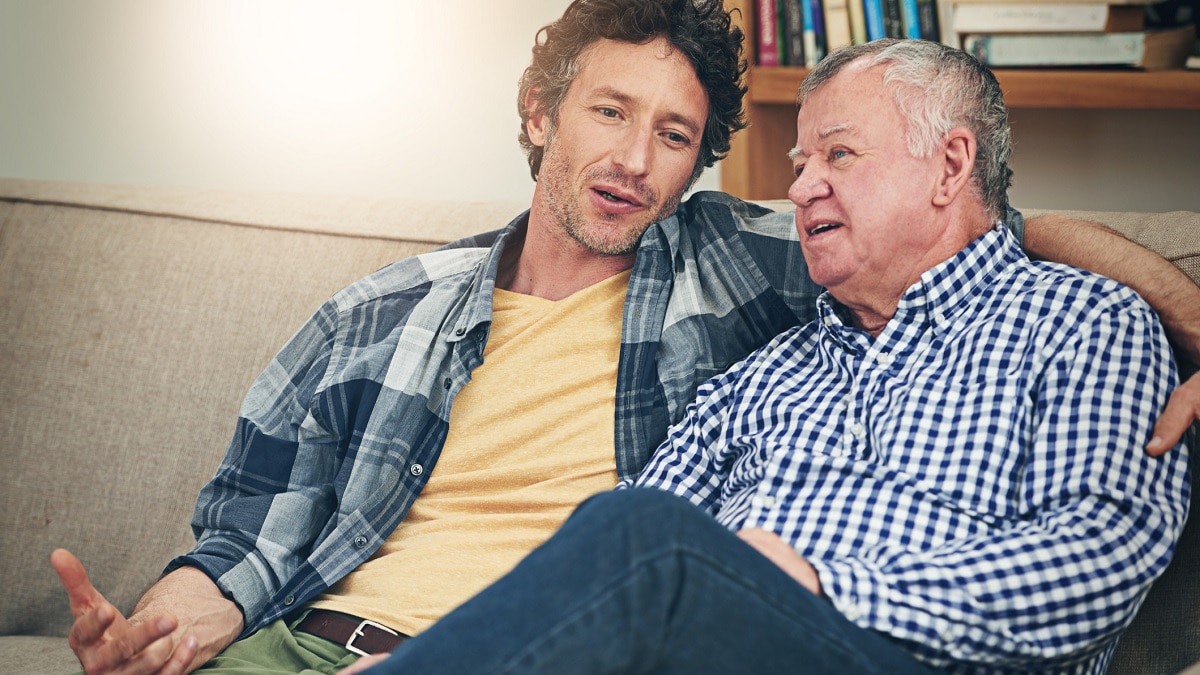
[962,23,1197,69]
[754,0,782,66]
[916,0,942,40]
[900,0,923,38]
[848,0,869,43]
[884,0,905,37]
[864,0,887,40]
[783,0,807,66]
[951,4,1147,33]
[824,0,855,51]
[950,0,1158,4]
[803,0,828,66]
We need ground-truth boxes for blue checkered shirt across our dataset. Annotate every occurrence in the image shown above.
[169,191,841,634]
[631,225,1189,673]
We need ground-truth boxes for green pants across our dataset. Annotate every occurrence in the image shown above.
[195,613,361,674]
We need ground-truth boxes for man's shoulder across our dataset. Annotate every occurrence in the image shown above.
[674,191,797,239]
[1002,258,1153,320]
[327,244,492,316]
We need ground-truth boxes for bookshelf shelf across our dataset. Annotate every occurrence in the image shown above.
[749,66,1200,109]
[720,0,1200,200]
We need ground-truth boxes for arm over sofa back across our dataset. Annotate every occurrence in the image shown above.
[1,180,1196,674]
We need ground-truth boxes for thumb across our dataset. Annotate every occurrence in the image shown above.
[51,549,105,616]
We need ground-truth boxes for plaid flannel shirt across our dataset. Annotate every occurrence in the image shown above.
[631,225,1189,673]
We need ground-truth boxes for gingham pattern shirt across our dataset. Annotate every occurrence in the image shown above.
[168,191,838,635]
[631,225,1189,674]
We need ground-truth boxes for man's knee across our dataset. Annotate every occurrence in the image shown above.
[569,488,711,543]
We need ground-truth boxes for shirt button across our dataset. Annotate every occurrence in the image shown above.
[443,378,452,390]
[353,535,368,548]
[850,423,866,439]
[875,352,893,366]
[410,463,424,477]
[454,327,466,336]
[283,595,295,605]
[837,399,849,411]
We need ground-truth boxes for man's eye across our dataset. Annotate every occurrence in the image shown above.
[793,164,805,177]
[598,107,620,118]
[831,149,850,160]
[665,132,689,145]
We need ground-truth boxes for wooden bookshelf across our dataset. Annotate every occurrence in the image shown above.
[721,0,1200,200]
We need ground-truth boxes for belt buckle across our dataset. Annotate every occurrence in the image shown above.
[345,618,398,657]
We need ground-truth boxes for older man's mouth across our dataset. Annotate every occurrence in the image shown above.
[806,222,844,237]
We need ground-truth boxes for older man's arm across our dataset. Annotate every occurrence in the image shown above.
[1024,213,1200,454]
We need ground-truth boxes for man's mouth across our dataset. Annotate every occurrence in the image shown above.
[806,222,843,236]
[593,186,646,208]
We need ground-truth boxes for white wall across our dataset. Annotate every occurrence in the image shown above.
[0,0,730,203]
[0,1,1195,212]
[1006,108,1200,213]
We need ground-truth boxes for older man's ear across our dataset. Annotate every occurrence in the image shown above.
[932,128,976,208]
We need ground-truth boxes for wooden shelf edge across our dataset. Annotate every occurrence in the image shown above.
[749,67,1200,109]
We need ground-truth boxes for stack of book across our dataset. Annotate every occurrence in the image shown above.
[755,0,942,67]
[754,0,1199,70]
[948,0,1197,69]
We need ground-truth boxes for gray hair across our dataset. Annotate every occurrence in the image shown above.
[799,39,1012,220]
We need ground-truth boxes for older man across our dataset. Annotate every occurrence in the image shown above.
[351,39,1190,675]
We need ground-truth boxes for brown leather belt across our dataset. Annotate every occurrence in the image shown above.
[295,609,409,656]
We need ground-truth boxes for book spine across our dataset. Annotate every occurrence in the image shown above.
[951,4,1144,34]
[961,32,1144,67]
[783,0,807,66]
[900,0,922,38]
[824,0,855,51]
[811,0,828,59]
[916,0,940,41]
[755,0,781,66]
[883,0,904,37]
[847,0,868,43]
[863,0,886,40]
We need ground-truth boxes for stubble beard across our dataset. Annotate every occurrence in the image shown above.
[539,143,685,257]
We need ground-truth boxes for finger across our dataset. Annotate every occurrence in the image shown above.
[155,636,199,675]
[1146,379,1200,456]
[51,549,105,615]
[77,615,178,675]
[101,616,180,668]
[68,603,119,650]
[100,632,180,675]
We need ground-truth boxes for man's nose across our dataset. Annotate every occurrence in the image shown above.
[613,126,652,177]
[788,161,832,207]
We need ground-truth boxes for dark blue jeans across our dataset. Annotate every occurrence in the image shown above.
[363,488,937,674]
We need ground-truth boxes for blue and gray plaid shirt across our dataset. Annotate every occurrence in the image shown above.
[170,191,852,634]
[631,225,1189,673]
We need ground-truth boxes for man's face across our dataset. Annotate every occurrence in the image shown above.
[528,37,708,257]
[788,61,946,305]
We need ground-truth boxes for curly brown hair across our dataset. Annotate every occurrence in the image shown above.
[517,0,748,188]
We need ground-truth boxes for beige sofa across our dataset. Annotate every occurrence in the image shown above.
[1,178,1196,674]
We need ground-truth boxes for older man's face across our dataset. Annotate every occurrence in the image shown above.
[787,61,948,309]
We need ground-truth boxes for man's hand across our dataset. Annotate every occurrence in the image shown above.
[51,549,198,675]
[1146,371,1200,456]
[736,528,822,596]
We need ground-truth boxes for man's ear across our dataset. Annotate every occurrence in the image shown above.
[933,127,976,207]
[525,87,548,147]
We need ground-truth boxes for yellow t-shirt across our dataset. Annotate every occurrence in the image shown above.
[310,270,630,636]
